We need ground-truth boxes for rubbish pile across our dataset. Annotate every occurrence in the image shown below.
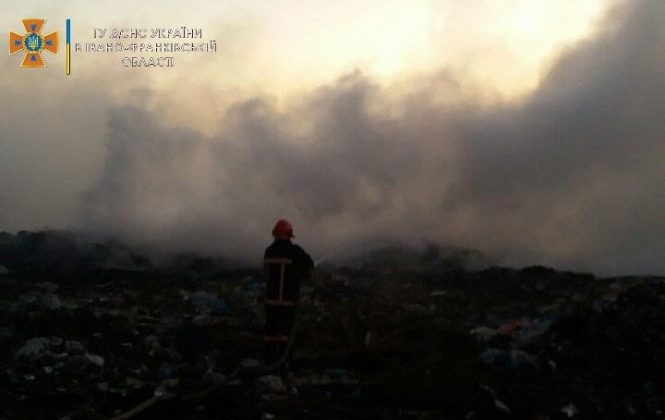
[0,237,663,418]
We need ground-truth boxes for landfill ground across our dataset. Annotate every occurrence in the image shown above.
[1,233,664,419]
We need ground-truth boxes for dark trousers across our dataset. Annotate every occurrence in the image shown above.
[264,304,296,365]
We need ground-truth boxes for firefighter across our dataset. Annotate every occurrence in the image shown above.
[263,219,314,367]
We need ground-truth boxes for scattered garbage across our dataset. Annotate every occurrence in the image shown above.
[154,384,167,398]
[470,326,497,342]
[65,340,85,353]
[0,236,662,419]
[495,399,510,414]
[497,320,521,335]
[202,369,226,385]
[479,348,506,366]
[191,290,231,315]
[479,348,537,370]
[561,403,579,418]
[85,353,105,367]
[192,314,223,326]
[144,334,160,349]
[257,375,286,393]
[15,337,62,358]
[515,318,551,345]
[40,293,64,310]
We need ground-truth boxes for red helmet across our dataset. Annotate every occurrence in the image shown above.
[272,219,294,238]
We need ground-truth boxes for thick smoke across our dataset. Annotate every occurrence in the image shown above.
[5,0,665,275]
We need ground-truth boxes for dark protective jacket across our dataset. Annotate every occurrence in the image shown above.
[264,239,313,306]
[265,239,314,270]
[263,239,313,348]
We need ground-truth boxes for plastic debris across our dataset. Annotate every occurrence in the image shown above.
[202,369,226,385]
[495,399,510,414]
[364,331,373,348]
[16,337,50,358]
[470,326,497,342]
[192,314,222,326]
[480,348,537,369]
[40,293,63,310]
[497,320,521,335]
[154,384,167,398]
[144,335,160,348]
[191,290,230,315]
[480,348,506,366]
[65,340,85,353]
[515,318,551,345]
[85,353,105,367]
[561,403,579,418]
[257,375,286,393]
[15,337,62,358]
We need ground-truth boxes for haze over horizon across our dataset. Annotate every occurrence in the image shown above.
[1,0,664,276]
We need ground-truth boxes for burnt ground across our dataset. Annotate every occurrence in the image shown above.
[0,242,664,419]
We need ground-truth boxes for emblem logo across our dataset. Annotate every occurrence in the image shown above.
[9,19,58,68]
